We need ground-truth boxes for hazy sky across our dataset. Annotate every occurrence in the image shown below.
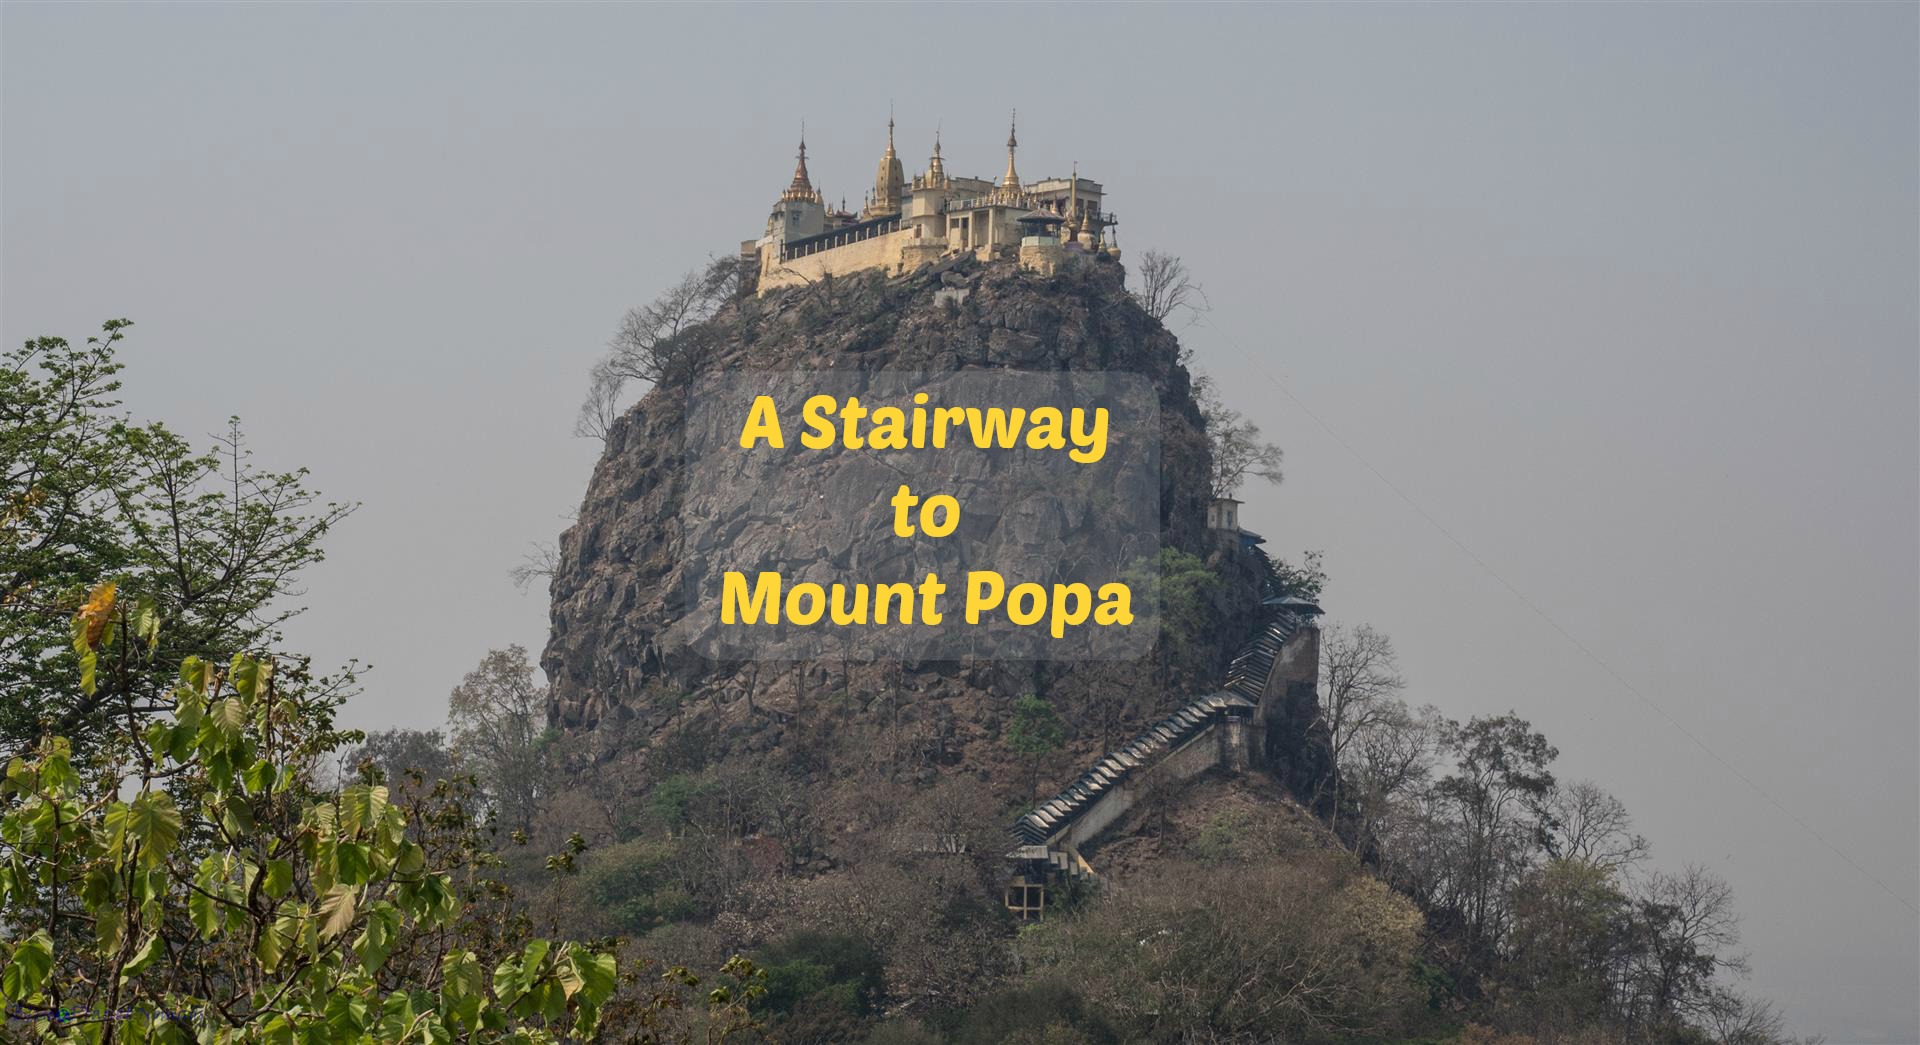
[4,4,1914,1039]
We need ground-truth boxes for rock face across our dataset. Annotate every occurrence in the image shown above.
[542,255,1278,802]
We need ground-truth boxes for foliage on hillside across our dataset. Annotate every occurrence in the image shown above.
[1,322,352,762]
[1,314,1812,1044]
[0,323,760,1042]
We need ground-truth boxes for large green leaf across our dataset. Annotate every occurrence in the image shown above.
[206,697,246,743]
[126,791,181,868]
[221,797,256,837]
[95,908,124,955]
[333,840,372,887]
[355,903,401,974]
[317,884,358,940]
[1,931,53,1001]
[120,934,163,981]
[230,653,270,703]
[189,885,222,939]
[558,943,617,1004]
[340,784,390,838]
[179,654,211,693]
[395,840,426,876]
[132,595,162,651]
[263,858,294,899]
[257,911,299,971]
[244,757,277,796]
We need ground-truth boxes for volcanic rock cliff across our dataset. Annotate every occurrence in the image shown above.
[542,255,1277,805]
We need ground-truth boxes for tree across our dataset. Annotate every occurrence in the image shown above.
[2,321,352,760]
[1546,781,1649,876]
[446,646,556,837]
[1500,858,1634,1036]
[0,321,768,1042]
[573,360,629,447]
[599,258,740,390]
[1625,865,1745,1033]
[1005,694,1066,802]
[1261,548,1328,603]
[1125,548,1221,691]
[1346,701,1448,858]
[1373,713,1559,970]
[943,981,1117,1045]
[1433,714,1559,958]
[1130,250,1206,324]
[1020,853,1424,1041]
[1196,377,1283,498]
[755,931,886,1037]
[508,541,561,594]
[1053,659,1153,756]
[1345,702,1787,1042]
[344,728,457,804]
[0,597,624,1041]
[1700,992,1820,1045]
[1317,623,1407,833]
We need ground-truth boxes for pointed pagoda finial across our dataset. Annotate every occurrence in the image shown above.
[917,121,947,189]
[1068,160,1082,241]
[1001,109,1021,189]
[781,122,821,203]
[866,107,906,217]
[791,135,811,188]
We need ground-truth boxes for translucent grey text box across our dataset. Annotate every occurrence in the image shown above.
[664,370,1160,661]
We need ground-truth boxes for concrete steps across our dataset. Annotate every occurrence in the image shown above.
[1009,611,1310,851]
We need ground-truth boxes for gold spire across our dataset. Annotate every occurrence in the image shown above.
[925,128,946,185]
[1067,161,1081,242]
[1000,110,1021,189]
[867,110,906,218]
[781,132,822,203]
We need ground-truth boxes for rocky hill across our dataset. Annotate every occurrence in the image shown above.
[542,252,1299,828]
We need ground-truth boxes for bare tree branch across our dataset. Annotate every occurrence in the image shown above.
[572,360,627,446]
[1132,249,1209,324]
[508,541,559,593]
[1197,376,1283,498]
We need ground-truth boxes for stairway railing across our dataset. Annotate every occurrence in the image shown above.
[1010,610,1310,850]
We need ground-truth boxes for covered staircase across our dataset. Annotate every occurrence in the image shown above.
[1004,603,1319,917]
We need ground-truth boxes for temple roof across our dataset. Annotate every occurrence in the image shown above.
[780,136,823,204]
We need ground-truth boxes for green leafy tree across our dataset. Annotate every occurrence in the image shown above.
[0,592,619,1041]
[2,320,351,759]
[754,931,885,1042]
[1,585,767,1043]
[343,728,457,808]
[1019,853,1424,1041]
[1006,694,1066,802]
[577,839,699,934]
[1499,858,1634,1035]
[447,646,557,837]
[0,321,764,1041]
[1261,548,1327,603]
[1124,548,1221,691]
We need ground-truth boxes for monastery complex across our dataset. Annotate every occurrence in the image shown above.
[745,115,1120,294]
